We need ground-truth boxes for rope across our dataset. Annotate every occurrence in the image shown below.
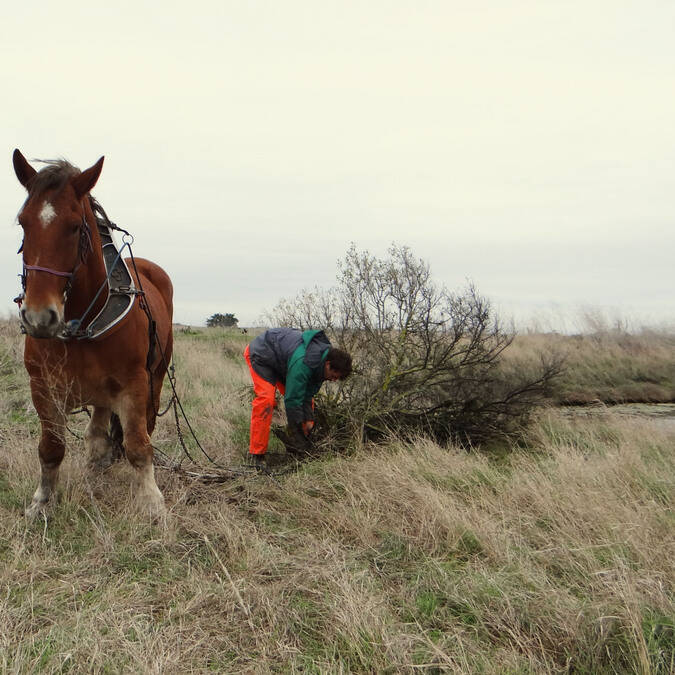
[155,363,176,417]
[122,243,267,474]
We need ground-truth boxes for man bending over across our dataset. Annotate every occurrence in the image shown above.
[243,328,352,466]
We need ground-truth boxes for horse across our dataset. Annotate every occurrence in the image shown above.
[12,149,173,518]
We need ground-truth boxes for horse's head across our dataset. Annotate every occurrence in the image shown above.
[13,149,104,338]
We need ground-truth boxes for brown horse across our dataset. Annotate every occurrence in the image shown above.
[12,149,173,518]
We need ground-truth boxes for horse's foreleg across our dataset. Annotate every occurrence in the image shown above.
[26,396,66,519]
[119,389,165,518]
[86,406,115,469]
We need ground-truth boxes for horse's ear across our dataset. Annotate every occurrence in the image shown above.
[13,149,37,189]
[72,156,104,198]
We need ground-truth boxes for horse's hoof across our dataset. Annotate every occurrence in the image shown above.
[25,500,48,520]
[151,509,168,527]
[142,493,167,522]
[148,504,167,526]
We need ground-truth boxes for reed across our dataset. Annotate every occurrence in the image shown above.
[508,328,675,405]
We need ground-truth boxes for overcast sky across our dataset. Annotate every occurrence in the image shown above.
[2,1,673,330]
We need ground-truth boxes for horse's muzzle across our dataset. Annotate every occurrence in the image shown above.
[20,305,65,339]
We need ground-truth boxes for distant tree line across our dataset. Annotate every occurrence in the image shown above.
[206,313,239,328]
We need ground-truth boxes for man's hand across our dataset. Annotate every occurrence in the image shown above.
[284,421,314,456]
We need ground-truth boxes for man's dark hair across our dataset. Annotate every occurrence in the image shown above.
[327,348,352,379]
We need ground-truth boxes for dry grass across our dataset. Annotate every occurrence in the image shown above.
[508,328,675,405]
[0,321,673,673]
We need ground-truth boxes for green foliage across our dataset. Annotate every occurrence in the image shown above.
[642,610,675,674]
[0,474,23,510]
[206,312,238,328]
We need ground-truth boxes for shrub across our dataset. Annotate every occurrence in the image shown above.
[266,244,562,448]
[206,313,238,328]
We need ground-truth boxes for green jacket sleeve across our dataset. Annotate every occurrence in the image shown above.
[284,358,312,426]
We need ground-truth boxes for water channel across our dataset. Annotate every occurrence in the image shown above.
[563,402,675,429]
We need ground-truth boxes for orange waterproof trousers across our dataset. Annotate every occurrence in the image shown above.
[244,345,285,455]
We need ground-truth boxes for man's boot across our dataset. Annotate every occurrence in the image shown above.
[247,453,266,469]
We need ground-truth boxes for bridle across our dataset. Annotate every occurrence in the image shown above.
[15,197,142,341]
[16,207,93,306]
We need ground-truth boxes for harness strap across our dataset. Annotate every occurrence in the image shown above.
[23,264,73,278]
[15,197,138,342]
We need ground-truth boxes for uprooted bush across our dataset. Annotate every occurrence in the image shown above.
[266,244,563,449]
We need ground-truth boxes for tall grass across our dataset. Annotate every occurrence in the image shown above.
[509,328,675,405]
[0,320,673,673]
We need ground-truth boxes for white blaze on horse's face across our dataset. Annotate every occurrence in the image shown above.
[17,197,74,338]
[39,201,57,228]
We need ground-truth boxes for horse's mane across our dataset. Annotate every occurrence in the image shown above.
[27,159,81,198]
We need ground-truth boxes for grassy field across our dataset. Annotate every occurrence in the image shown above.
[0,320,673,673]
[509,328,675,406]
